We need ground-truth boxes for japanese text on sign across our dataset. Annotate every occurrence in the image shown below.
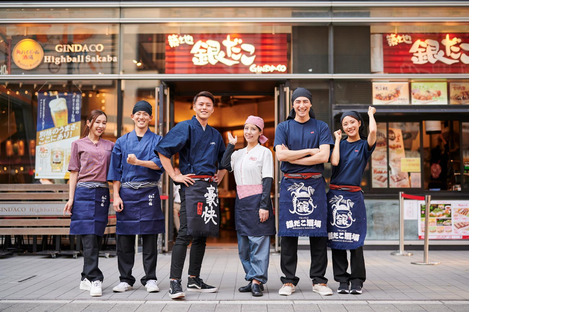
[388,33,469,66]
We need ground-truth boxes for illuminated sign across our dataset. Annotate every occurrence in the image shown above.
[165,33,289,74]
[383,33,469,74]
[12,39,44,70]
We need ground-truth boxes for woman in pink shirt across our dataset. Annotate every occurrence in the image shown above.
[64,109,115,297]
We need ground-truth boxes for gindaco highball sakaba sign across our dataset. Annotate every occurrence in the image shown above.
[10,35,118,74]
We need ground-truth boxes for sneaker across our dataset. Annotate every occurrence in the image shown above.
[145,279,160,293]
[350,280,363,295]
[112,282,133,293]
[187,276,217,293]
[79,278,91,291]
[313,283,333,296]
[90,280,103,297]
[337,282,349,294]
[168,279,185,299]
[278,283,296,296]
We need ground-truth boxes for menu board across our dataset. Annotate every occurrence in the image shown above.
[372,82,409,105]
[371,123,388,188]
[411,82,448,105]
[35,92,82,179]
[449,82,469,105]
[418,200,469,239]
[388,128,411,188]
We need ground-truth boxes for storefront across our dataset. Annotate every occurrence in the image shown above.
[0,1,469,250]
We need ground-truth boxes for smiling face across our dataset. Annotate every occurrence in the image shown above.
[341,116,361,139]
[193,96,215,121]
[244,123,261,145]
[292,96,312,121]
[88,114,107,138]
[131,111,151,130]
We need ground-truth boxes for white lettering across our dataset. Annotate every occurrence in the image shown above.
[249,64,287,74]
[55,43,105,53]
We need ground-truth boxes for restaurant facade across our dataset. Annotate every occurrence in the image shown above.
[0,1,469,250]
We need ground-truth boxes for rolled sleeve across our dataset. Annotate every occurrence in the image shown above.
[68,140,80,172]
[154,121,189,158]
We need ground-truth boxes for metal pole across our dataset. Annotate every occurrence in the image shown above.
[412,195,440,265]
[391,192,412,256]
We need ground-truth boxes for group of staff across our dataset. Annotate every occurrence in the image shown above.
[63,87,376,299]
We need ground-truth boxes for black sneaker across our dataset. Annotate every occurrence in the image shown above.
[169,279,185,299]
[239,281,264,293]
[187,276,218,293]
[338,282,350,294]
[350,280,363,295]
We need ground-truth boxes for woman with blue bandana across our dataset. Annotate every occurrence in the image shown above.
[327,106,376,295]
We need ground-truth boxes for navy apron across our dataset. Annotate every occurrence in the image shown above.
[235,192,275,236]
[326,188,367,250]
[279,176,327,237]
[70,184,110,236]
[117,183,164,235]
[183,180,220,237]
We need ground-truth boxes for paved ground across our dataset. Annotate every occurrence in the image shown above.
[0,247,468,311]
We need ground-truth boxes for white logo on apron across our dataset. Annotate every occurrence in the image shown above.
[148,193,154,206]
[329,195,355,229]
[101,195,107,207]
[288,182,316,216]
[203,185,218,225]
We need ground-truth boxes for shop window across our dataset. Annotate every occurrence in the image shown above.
[292,26,329,74]
[0,80,118,184]
[334,26,371,74]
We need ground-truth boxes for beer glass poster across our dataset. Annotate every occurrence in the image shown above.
[35,92,81,179]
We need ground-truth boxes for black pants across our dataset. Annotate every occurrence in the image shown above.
[169,198,207,280]
[80,234,103,282]
[116,234,158,286]
[331,246,366,285]
[280,236,328,285]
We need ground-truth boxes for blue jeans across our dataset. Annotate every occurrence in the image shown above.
[237,233,270,284]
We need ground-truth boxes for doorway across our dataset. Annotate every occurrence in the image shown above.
[165,80,283,246]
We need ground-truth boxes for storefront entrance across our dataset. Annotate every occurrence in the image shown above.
[161,80,286,246]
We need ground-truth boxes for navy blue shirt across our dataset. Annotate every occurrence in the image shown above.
[330,139,375,186]
[108,129,164,183]
[154,117,226,176]
[274,118,333,174]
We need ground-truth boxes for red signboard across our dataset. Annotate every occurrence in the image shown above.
[383,33,469,74]
[165,33,289,74]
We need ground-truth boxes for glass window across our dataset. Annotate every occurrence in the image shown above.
[334,26,370,74]
[0,24,120,75]
[121,80,160,136]
[0,80,118,184]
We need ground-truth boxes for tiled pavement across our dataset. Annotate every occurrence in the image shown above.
[0,247,468,311]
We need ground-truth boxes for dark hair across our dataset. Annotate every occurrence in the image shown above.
[193,91,215,106]
[82,109,107,138]
[339,111,367,139]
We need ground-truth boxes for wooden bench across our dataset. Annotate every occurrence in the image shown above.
[0,183,116,258]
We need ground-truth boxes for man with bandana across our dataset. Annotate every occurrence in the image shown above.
[274,87,334,296]
[108,100,164,294]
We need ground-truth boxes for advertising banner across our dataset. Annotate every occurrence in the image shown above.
[372,82,410,105]
[165,33,289,74]
[383,33,469,74]
[417,200,469,239]
[35,92,82,179]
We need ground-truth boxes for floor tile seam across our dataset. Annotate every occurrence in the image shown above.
[0,299,469,305]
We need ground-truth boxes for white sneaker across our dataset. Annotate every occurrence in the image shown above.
[313,283,333,296]
[79,278,91,291]
[278,283,296,296]
[113,282,133,293]
[90,280,103,297]
[145,279,160,293]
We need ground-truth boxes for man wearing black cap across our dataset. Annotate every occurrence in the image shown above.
[274,87,334,296]
[108,100,165,294]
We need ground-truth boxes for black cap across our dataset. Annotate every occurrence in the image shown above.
[133,100,152,115]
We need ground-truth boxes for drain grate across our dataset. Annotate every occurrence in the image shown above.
[18,275,37,283]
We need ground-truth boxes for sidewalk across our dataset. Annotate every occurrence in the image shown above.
[0,247,468,311]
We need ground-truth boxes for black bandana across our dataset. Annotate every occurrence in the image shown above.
[133,100,152,115]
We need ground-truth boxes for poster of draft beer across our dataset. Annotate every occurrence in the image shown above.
[35,92,82,179]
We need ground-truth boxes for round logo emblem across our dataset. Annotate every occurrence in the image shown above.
[12,39,44,70]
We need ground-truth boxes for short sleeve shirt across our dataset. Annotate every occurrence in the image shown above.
[68,137,115,183]
[273,118,333,174]
[330,139,375,186]
[231,145,274,185]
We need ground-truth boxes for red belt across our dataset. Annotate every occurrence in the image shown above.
[283,172,323,179]
[186,174,217,182]
[330,184,362,192]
